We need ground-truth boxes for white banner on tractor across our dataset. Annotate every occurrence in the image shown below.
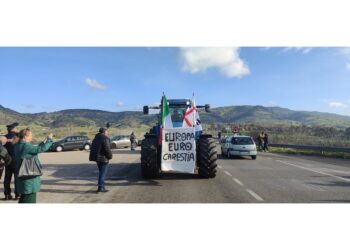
[161,127,196,173]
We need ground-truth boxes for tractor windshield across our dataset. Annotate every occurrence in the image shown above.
[170,107,187,127]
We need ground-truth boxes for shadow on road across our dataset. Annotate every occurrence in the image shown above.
[307,181,350,187]
[112,149,141,155]
[39,162,161,195]
[156,173,202,180]
[313,200,350,203]
[217,154,255,161]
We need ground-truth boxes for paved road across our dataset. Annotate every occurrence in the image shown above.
[1,147,350,203]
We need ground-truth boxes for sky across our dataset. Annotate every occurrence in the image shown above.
[0,47,350,116]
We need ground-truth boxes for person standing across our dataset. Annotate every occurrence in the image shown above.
[0,136,12,182]
[130,132,137,151]
[263,133,269,152]
[89,128,113,193]
[4,122,20,200]
[14,128,53,203]
[257,133,263,151]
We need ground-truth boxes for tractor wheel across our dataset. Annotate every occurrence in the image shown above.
[141,136,160,179]
[198,137,217,178]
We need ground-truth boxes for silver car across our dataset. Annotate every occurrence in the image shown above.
[110,135,138,149]
[220,135,257,160]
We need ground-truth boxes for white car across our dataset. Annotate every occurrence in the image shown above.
[220,135,257,160]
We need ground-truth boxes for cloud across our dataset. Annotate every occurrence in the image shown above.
[328,101,348,108]
[281,47,312,54]
[116,101,124,107]
[340,47,350,58]
[179,47,250,78]
[21,104,35,109]
[266,101,278,107]
[85,78,107,90]
[346,62,350,71]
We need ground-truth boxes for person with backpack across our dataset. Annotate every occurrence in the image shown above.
[0,136,12,182]
[89,128,113,193]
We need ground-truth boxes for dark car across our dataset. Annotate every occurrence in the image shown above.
[50,135,91,152]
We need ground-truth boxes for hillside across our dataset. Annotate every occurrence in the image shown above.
[1,104,350,129]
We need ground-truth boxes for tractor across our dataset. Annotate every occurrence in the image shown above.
[141,96,217,179]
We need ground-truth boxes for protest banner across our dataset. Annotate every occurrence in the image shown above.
[161,127,196,173]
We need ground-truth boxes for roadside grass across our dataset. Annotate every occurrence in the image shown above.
[269,147,350,160]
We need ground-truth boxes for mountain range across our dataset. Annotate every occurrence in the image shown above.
[1,104,350,129]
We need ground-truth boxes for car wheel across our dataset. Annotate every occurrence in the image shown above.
[252,155,257,160]
[226,150,231,159]
[111,143,117,149]
[56,146,63,152]
[84,144,91,151]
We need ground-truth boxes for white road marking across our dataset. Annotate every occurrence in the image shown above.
[218,165,223,169]
[276,160,350,183]
[246,189,264,202]
[233,178,244,186]
[224,170,232,177]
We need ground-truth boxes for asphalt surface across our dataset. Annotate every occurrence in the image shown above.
[1,147,350,203]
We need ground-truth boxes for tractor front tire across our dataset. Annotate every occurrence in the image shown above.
[198,137,217,178]
[141,136,160,179]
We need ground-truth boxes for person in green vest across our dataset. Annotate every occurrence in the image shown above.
[14,128,53,204]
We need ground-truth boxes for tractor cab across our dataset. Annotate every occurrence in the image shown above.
[143,98,210,128]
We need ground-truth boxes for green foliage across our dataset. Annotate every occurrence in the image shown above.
[269,147,350,159]
[1,104,350,147]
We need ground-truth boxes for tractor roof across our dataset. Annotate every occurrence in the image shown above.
[168,99,192,107]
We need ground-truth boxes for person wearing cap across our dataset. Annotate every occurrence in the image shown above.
[4,122,20,200]
[0,136,12,182]
[89,128,113,193]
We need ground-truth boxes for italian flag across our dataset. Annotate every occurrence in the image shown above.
[162,95,173,128]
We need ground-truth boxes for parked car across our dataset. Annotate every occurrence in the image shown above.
[50,135,91,152]
[110,135,139,149]
[220,135,257,160]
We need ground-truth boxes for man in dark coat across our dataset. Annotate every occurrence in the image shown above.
[89,128,113,193]
[0,136,12,182]
[4,122,20,200]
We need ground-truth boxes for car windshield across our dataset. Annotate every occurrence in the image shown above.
[232,137,254,145]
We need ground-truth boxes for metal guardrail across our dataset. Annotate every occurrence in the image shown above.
[269,144,350,153]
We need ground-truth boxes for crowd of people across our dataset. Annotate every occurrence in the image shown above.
[0,121,139,203]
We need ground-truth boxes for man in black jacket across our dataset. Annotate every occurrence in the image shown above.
[0,136,12,182]
[4,122,20,200]
[89,128,113,193]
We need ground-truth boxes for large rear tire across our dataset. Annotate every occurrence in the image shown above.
[141,136,160,179]
[198,137,217,178]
